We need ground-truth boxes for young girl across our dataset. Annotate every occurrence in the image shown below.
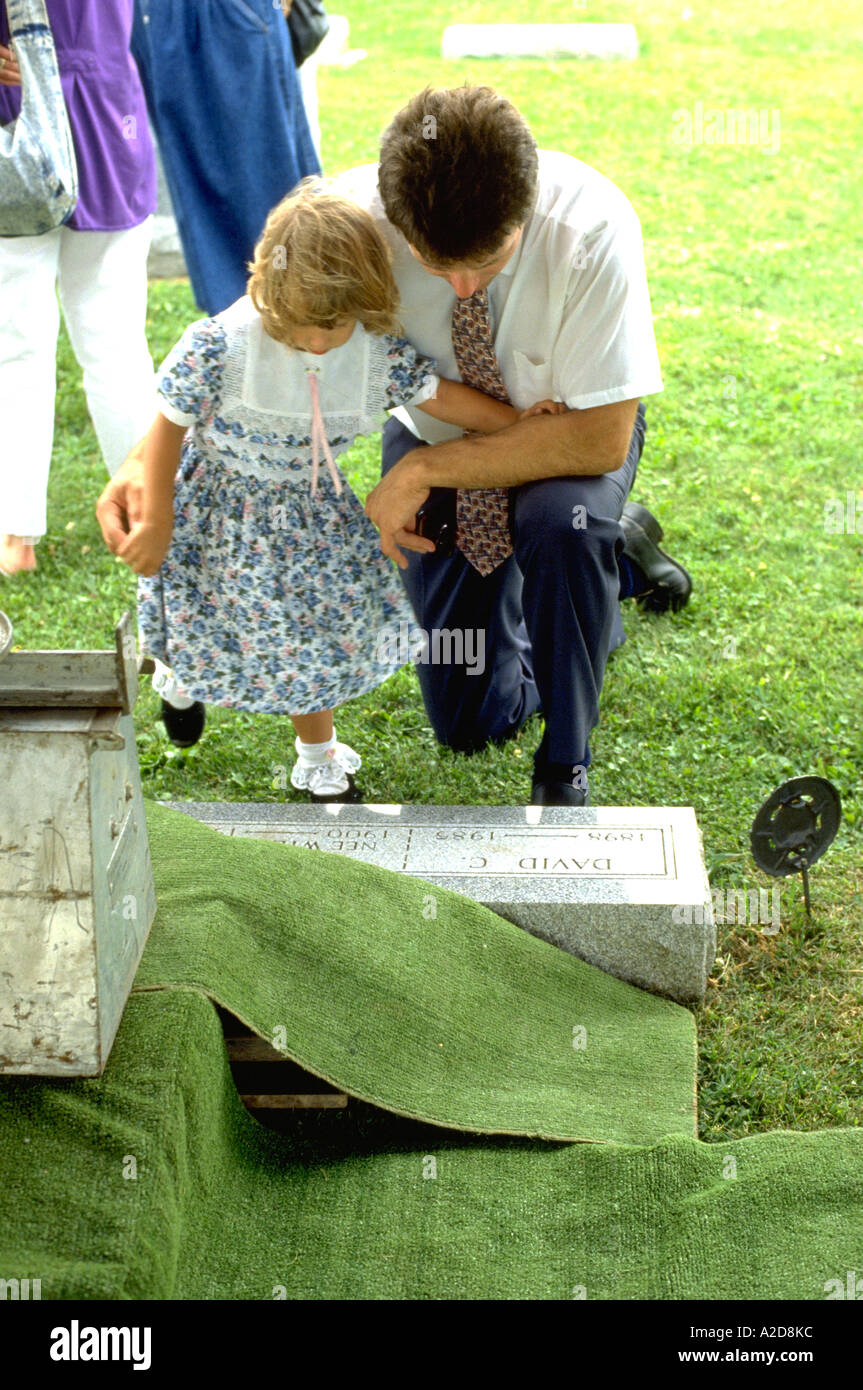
[119,182,557,800]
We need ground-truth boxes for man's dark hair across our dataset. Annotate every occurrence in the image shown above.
[378,86,538,265]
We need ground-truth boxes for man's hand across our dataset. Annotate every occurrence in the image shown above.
[116,517,173,577]
[365,396,639,565]
[0,44,21,86]
[364,451,437,570]
[96,446,147,555]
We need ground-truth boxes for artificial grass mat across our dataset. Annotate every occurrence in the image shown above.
[133,800,698,1147]
[1,988,861,1300]
[1,799,861,1299]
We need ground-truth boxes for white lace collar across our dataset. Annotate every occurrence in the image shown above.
[236,298,371,416]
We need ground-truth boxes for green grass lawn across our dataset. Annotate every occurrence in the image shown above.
[3,0,860,1140]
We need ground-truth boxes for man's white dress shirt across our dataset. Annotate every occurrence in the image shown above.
[335,149,663,444]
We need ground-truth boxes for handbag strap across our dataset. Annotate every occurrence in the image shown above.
[1,0,78,205]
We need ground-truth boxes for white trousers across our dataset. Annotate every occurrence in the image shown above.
[0,216,156,541]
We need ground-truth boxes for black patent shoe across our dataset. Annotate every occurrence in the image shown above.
[621,501,693,613]
[530,778,590,807]
[160,698,206,748]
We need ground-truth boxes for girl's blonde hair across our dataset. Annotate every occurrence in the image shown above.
[247,178,400,340]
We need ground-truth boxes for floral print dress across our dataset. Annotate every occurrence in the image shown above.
[137,295,438,714]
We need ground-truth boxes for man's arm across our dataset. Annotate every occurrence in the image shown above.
[413,396,637,485]
[365,397,639,569]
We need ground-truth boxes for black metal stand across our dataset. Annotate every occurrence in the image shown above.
[750,777,841,917]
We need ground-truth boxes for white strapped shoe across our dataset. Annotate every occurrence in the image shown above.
[290,742,362,802]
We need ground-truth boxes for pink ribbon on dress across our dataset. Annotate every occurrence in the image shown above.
[307,369,343,498]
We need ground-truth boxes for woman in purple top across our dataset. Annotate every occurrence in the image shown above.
[0,0,157,576]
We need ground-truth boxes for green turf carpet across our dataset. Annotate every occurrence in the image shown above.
[1,988,861,1300]
[134,800,697,1146]
[1,799,861,1301]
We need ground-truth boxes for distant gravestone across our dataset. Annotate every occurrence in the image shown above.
[441,24,639,61]
[146,214,186,282]
[161,803,714,1004]
[316,14,366,67]
[146,125,186,282]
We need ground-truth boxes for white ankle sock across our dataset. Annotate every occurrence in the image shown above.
[152,658,196,710]
[295,732,336,765]
[290,734,361,796]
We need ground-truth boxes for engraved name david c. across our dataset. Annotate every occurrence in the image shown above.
[511,856,613,872]
[244,823,672,877]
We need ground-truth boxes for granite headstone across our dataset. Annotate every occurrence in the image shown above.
[161,803,715,1004]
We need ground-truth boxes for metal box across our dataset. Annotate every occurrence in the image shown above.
[0,614,156,1075]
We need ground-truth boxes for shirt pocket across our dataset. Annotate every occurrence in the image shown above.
[510,350,554,410]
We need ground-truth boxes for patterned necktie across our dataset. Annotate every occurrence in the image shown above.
[451,288,514,575]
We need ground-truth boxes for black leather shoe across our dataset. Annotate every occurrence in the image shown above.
[621,502,692,613]
[160,698,206,748]
[531,778,590,807]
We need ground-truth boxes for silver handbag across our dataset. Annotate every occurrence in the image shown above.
[0,0,78,235]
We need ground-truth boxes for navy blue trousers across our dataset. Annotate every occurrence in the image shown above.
[381,402,648,776]
[132,0,320,314]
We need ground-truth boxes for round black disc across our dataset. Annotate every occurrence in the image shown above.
[750,777,842,877]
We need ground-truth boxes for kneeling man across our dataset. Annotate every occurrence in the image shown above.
[354,86,691,803]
